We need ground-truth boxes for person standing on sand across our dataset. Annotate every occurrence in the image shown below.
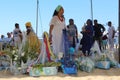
[107,21,115,50]
[80,19,94,56]
[13,23,22,48]
[49,5,66,57]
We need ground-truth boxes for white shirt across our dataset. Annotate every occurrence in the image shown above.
[13,28,21,37]
[108,26,115,38]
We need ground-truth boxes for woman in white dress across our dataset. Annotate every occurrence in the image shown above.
[49,5,66,57]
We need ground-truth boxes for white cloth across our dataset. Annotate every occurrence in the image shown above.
[14,37,21,47]
[91,40,101,55]
[4,37,12,43]
[49,16,66,55]
[114,31,118,45]
[108,26,115,38]
[108,26,115,50]
[0,38,11,50]
[13,28,22,48]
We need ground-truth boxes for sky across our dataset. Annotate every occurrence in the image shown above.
[0,0,118,38]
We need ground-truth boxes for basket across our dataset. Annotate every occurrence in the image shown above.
[29,66,43,77]
[29,66,57,76]
[43,67,57,75]
[62,65,77,74]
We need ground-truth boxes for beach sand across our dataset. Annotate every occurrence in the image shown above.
[0,68,120,80]
[0,49,120,80]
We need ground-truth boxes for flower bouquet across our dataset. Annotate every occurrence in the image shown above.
[3,47,22,75]
[3,31,41,75]
[29,32,60,77]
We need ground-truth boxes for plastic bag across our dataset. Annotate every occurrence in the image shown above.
[91,40,101,55]
[105,50,118,67]
[78,57,94,72]
[95,61,110,69]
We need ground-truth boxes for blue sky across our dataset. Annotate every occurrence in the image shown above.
[0,0,118,38]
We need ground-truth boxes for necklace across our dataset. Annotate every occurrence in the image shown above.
[58,16,63,22]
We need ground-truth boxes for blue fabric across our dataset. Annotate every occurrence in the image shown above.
[62,29,70,54]
[95,61,110,69]
[81,25,94,55]
[62,65,77,74]
[61,29,77,74]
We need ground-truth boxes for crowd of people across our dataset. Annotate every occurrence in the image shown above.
[49,5,119,58]
[0,22,41,53]
[0,5,119,59]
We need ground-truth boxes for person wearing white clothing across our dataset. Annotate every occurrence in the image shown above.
[114,30,119,49]
[107,21,115,50]
[13,23,22,48]
[49,5,66,57]
[0,35,5,50]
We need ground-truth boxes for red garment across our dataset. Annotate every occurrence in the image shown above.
[102,35,108,40]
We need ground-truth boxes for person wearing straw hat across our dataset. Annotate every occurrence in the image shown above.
[49,5,66,57]
[25,22,41,53]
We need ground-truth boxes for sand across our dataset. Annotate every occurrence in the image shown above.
[0,68,120,80]
[0,49,120,80]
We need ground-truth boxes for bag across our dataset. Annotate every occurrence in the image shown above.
[95,61,110,69]
[62,65,77,74]
[91,40,101,55]
[105,50,118,67]
[78,57,94,72]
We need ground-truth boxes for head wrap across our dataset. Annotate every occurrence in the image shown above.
[87,19,93,25]
[25,22,32,27]
[55,5,62,12]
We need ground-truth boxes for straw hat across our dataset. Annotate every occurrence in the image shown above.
[25,22,32,27]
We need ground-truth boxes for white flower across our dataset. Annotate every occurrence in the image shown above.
[14,57,17,61]
[21,52,25,56]
[12,50,16,54]
[75,58,78,61]
[18,67,21,70]
[15,55,18,58]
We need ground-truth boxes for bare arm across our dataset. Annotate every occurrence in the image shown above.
[49,25,54,43]
[49,24,54,37]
